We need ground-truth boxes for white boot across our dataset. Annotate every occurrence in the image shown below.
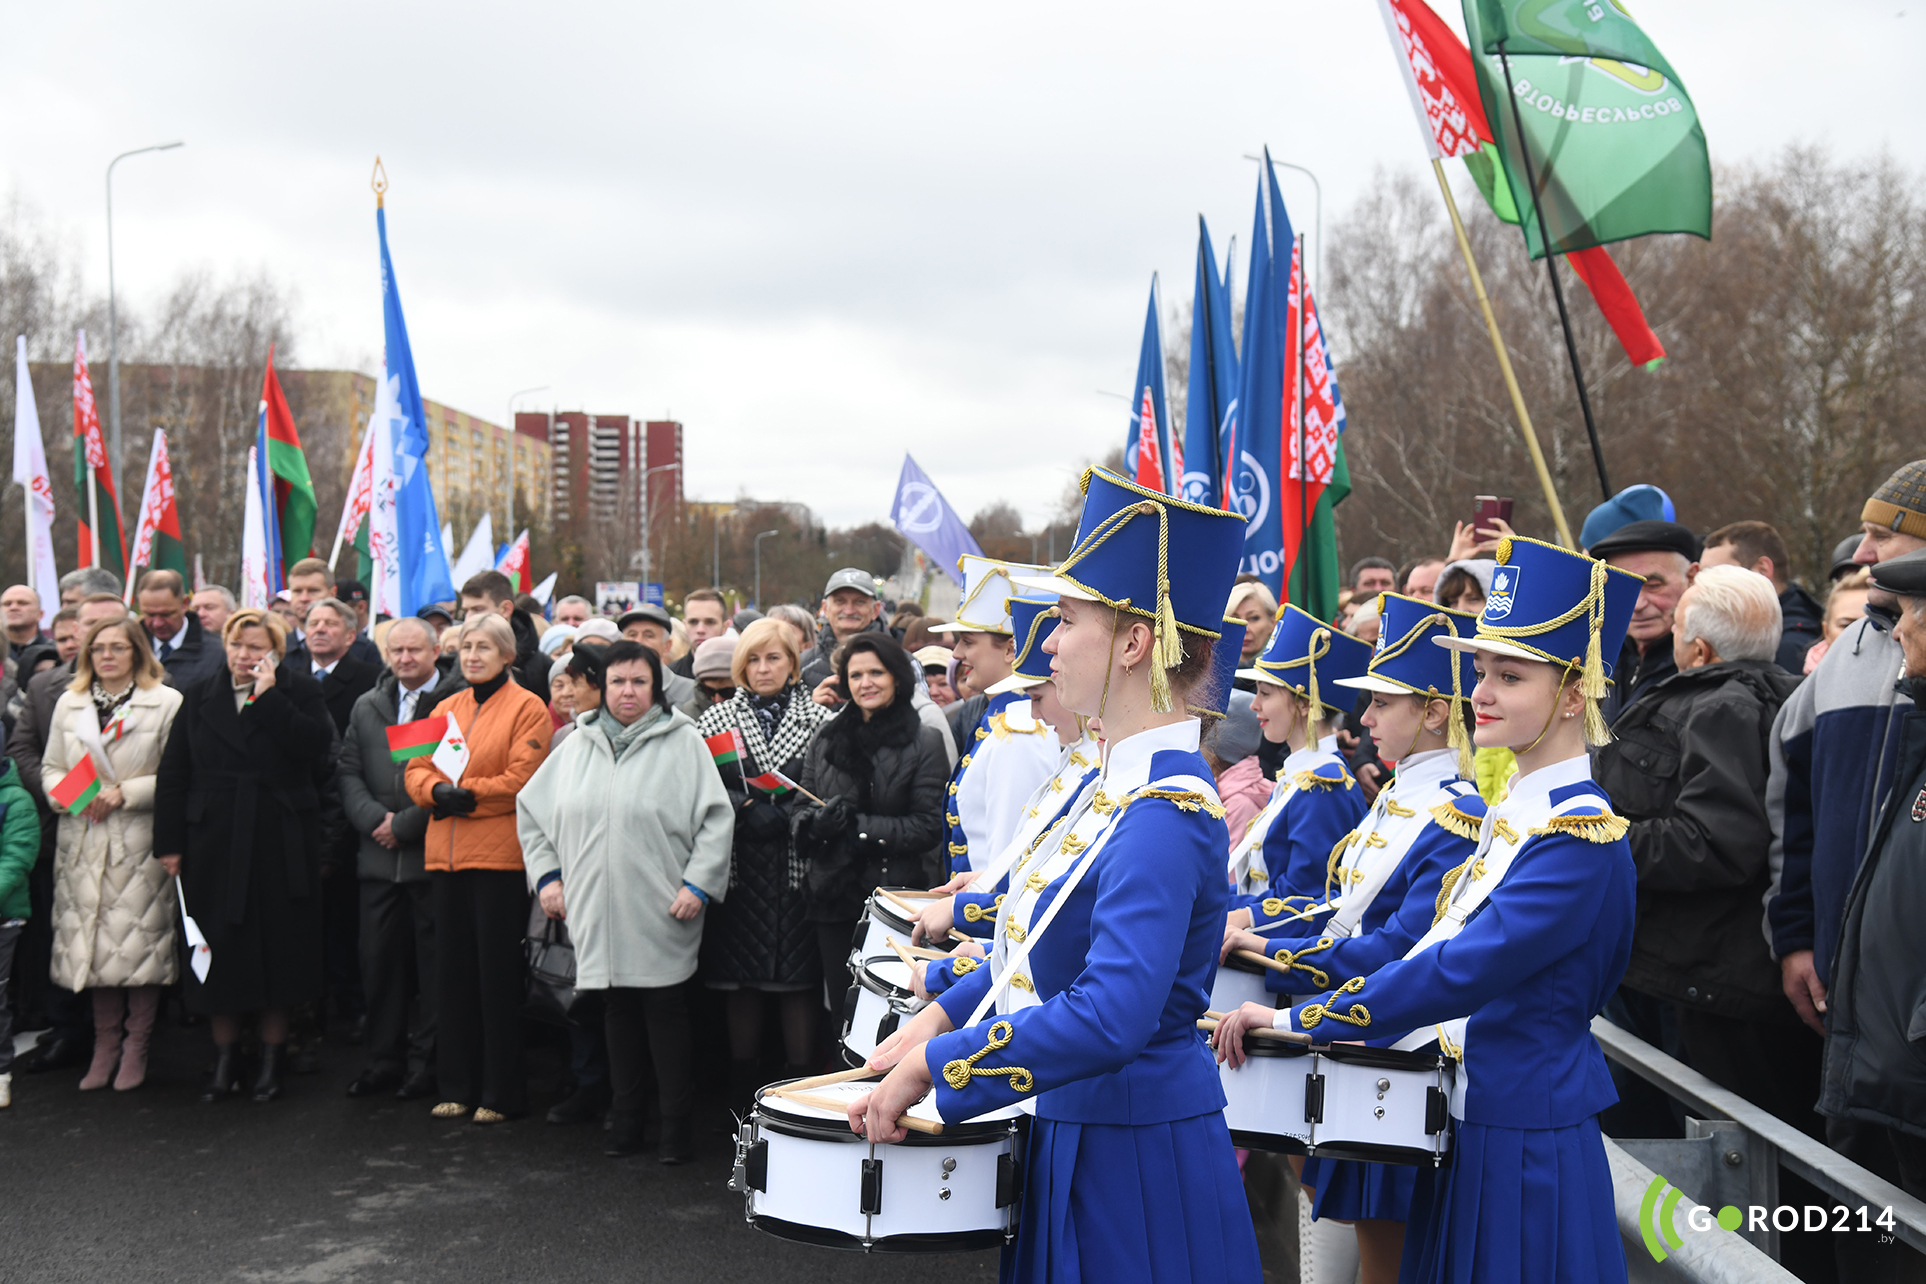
[0,1072,12,1108]
[1299,1188,1362,1284]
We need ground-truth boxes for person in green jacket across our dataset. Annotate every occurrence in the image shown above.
[0,755,45,1108]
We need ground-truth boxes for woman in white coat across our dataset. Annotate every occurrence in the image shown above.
[42,616,184,1091]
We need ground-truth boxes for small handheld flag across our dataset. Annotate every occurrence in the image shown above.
[705,729,745,767]
[387,715,448,763]
[431,719,470,786]
[50,755,102,816]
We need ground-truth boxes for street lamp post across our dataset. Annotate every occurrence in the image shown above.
[504,385,548,537]
[753,529,780,609]
[637,462,680,586]
[1243,154,1322,296]
[106,140,184,506]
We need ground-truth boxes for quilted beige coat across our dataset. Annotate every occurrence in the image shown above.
[43,680,184,989]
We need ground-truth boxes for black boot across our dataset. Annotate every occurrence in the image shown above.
[200,1043,242,1103]
[251,1043,285,1103]
[658,1116,694,1166]
[604,1114,648,1157]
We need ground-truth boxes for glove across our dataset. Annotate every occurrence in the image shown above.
[814,795,856,839]
[432,782,478,818]
[737,796,789,840]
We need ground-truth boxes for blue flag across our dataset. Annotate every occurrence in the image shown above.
[252,413,284,595]
[1122,276,1175,495]
[890,454,982,587]
[1229,151,1295,591]
[377,206,456,615]
[1181,216,1239,509]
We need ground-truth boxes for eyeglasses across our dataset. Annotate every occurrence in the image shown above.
[89,644,134,658]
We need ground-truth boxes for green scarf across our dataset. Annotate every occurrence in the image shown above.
[587,704,667,761]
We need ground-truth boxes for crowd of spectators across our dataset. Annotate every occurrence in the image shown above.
[3,461,1925,1279]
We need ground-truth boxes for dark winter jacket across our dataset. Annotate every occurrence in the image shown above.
[1777,583,1824,675]
[1594,658,1803,1022]
[793,698,948,923]
[1767,607,1909,984]
[1818,678,1926,1138]
[337,671,461,883]
[153,663,335,1013]
[696,685,832,988]
[1602,633,1680,725]
[509,607,553,696]
[154,612,225,690]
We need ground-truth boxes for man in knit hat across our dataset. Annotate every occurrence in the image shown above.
[1767,459,1926,1255]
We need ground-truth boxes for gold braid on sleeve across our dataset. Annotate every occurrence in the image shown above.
[941,1020,1034,1094]
[1271,936,1335,991]
[1297,976,1371,1030]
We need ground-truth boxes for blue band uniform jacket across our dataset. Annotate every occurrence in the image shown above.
[1227,733,1365,919]
[941,690,1062,880]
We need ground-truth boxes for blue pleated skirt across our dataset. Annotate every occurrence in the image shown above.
[1400,1117,1625,1284]
[1302,1155,1417,1222]
[1003,1112,1262,1284]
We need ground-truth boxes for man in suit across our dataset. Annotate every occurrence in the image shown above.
[285,558,382,669]
[302,596,380,1040]
[136,569,224,690]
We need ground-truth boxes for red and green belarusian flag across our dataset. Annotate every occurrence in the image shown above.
[704,728,793,794]
[387,715,449,763]
[50,755,102,816]
[125,429,188,593]
[72,332,128,581]
[261,347,317,574]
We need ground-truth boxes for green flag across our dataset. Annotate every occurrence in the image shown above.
[1464,0,1710,259]
[1286,437,1351,624]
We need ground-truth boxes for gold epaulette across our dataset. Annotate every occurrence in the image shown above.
[1125,787,1227,819]
[1530,811,1631,843]
[1293,767,1355,793]
[1429,799,1483,841]
[940,1020,1033,1093]
[1297,976,1370,1030]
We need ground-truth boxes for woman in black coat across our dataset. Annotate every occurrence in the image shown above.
[793,634,948,1005]
[154,607,334,1105]
[696,619,831,1099]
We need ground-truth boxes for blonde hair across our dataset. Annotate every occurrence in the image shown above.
[222,607,288,655]
[457,612,518,661]
[731,617,798,688]
[70,616,165,693]
[1227,580,1279,621]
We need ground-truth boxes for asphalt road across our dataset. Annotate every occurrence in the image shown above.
[0,1015,1002,1284]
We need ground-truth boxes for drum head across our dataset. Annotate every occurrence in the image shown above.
[867,890,918,935]
[856,955,918,1003]
[755,1077,1020,1146]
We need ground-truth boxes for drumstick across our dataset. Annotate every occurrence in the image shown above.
[779,1065,879,1093]
[1232,948,1296,975]
[887,938,952,964]
[766,1087,944,1135]
[948,929,972,945]
[1195,1017,1313,1046]
[877,887,946,900]
[876,888,930,919]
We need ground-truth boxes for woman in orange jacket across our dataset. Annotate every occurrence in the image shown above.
[405,612,549,1123]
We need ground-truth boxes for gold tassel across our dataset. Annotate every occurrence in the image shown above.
[1428,799,1482,841]
[1447,705,1475,778]
[1583,695,1613,747]
[1148,588,1182,714]
[1529,811,1630,844]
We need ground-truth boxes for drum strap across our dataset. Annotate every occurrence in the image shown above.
[961,841,1103,1031]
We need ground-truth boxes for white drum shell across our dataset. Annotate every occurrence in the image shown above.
[841,956,926,1067]
[1219,1047,1312,1155]
[1311,1051,1452,1164]
[1209,959,1272,1013]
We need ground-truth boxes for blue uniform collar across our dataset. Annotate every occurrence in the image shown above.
[1098,718,1203,793]
[1386,746,1458,796]
[1280,733,1341,779]
[1495,752,1593,812]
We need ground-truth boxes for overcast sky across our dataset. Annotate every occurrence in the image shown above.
[5,1,1920,530]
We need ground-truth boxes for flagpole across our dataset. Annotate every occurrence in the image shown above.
[86,464,101,568]
[1428,159,1575,550]
[1498,46,1612,502]
[1294,233,1308,612]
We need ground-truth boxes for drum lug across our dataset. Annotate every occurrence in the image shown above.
[1303,1072,1325,1125]
[996,1151,1023,1209]
[860,1157,884,1216]
[842,983,860,1028]
[1425,1086,1448,1136]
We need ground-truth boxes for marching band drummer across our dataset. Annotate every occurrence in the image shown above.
[1214,536,1644,1284]
[850,467,1261,1283]
[928,556,1063,881]
[1224,605,1372,928]
[913,595,1102,998]
[1221,594,1486,1284]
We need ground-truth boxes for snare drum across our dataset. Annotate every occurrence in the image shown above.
[730,1077,1024,1253]
[840,955,927,1067]
[850,889,924,964]
[1305,1043,1453,1165]
[1209,950,1273,1013]
[1218,1034,1312,1155]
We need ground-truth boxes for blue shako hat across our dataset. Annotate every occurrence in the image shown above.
[1435,534,1643,744]
[1335,593,1479,773]
[1013,467,1246,713]
[983,596,1061,695]
[1186,617,1247,719]
[1237,603,1371,719]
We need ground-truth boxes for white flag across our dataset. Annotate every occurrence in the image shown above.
[431,716,470,787]
[366,361,403,619]
[239,444,271,608]
[530,571,558,607]
[449,512,495,587]
[11,337,58,627]
[330,421,376,570]
[174,877,212,984]
[123,429,174,601]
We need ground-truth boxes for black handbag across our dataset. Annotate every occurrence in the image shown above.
[525,900,601,1027]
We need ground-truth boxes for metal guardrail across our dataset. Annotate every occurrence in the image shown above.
[1606,1138,1800,1284]
[1593,1015,1926,1261]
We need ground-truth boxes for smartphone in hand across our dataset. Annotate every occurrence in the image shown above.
[1472,495,1513,535]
